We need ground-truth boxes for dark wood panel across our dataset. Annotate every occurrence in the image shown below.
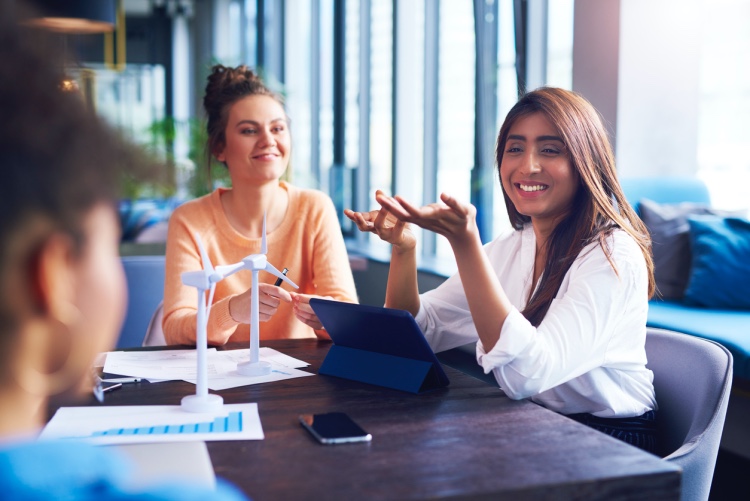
[63,339,680,500]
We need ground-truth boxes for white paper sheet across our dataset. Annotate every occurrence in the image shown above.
[101,348,314,390]
[227,347,310,369]
[108,442,216,489]
[103,349,219,381]
[185,365,315,391]
[40,403,264,445]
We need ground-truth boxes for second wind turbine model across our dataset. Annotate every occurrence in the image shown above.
[180,213,298,412]
[226,213,299,376]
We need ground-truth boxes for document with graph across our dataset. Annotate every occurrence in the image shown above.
[40,403,263,445]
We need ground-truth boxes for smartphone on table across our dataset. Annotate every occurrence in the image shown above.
[299,412,372,444]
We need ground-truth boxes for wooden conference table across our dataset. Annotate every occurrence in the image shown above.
[91,339,680,500]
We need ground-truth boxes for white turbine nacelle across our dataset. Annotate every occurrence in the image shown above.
[181,270,221,290]
[242,254,267,269]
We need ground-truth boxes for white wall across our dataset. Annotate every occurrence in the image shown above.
[572,0,621,149]
[616,0,702,178]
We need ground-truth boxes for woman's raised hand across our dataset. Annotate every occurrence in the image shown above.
[377,192,478,247]
[344,190,417,251]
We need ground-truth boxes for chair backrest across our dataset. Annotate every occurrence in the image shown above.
[620,176,711,214]
[118,255,166,349]
[645,328,733,501]
[143,300,166,346]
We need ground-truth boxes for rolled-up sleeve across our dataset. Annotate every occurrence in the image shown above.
[477,239,646,400]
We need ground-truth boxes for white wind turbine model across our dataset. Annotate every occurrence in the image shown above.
[180,233,227,413]
[228,213,299,376]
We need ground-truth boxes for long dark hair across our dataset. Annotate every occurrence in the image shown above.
[496,87,654,327]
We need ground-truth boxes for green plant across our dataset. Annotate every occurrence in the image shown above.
[142,116,231,199]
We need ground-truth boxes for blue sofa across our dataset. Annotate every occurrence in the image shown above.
[621,176,750,381]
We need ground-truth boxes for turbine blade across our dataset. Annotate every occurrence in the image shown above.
[215,262,245,278]
[265,262,299,289]
[194,233,214,272]
[182,270,210,290]
[261,211,267,255]
[206,282,216,320]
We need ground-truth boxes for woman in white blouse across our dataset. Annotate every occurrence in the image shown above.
[345,87,658,452]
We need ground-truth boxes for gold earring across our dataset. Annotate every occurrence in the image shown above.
[55,301,81,328]
[13,314,89,398]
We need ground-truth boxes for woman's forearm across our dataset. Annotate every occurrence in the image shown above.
[384,244,421,316]
[450,232,512,352]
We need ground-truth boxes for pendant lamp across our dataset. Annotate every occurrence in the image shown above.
[24,0,116,34]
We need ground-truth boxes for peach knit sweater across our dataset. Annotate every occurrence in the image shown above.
[163,182,358,345]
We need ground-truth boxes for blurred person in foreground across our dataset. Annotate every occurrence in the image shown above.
[0,2,248,499]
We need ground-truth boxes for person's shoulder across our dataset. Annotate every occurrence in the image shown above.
[0,439,123,470]
[607,227,643,259]
[0,440,249,501]
[286,182,332,204]
[578,227,646,275]
[285,182,335,214]
[0,440,126,498]
[173,190,218,213]
[170,190,221,224]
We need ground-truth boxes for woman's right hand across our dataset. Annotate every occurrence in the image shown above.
[344,190,417,251]
[228,283,293,324]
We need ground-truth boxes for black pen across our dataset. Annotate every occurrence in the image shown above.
[274,268,289,287]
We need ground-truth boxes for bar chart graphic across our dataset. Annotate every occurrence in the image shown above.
[40,403,264,444]
[92,411,243,437]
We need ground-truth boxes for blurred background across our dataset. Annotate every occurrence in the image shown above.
[27,0,750,264]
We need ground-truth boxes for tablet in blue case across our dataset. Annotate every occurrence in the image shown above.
[310,298,450,393]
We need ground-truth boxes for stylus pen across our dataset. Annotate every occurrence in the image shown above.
[100,377,142,384]
[274,268,289,287]
[102,383,123,393]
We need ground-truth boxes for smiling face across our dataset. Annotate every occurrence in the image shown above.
[215,95,290,186]
[500,112,579,228]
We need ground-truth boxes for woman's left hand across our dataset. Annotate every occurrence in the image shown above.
[290,293,329,335]
[378,192,479,246]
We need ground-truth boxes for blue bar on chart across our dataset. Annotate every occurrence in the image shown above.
[92,411,243,437]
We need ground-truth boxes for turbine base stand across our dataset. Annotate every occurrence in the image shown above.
[237,360,272,376]
[181,393,224,413]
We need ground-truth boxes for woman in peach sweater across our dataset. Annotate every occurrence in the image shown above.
[163,65,357,346]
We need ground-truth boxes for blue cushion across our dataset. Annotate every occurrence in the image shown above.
[683,216,750,310]
[647,300,750,380]
[637,199,740,300]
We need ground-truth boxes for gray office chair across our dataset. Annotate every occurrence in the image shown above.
[119,255,166,348]
[646,327,733,501]
[143,300,166,346]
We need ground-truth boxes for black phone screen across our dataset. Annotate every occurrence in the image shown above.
[299,412,372,444]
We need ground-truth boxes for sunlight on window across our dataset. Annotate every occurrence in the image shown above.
[696,0,750,211]
[436,0,475,258]
[369,0,393,202]
[493,0,518,238]
[546,0,574,90]
[345,0,360,170]
[285,0,314,188]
